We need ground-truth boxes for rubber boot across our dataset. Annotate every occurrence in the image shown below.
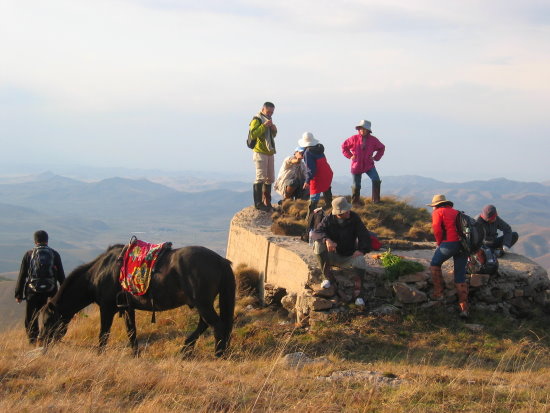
[429,266,444,300]
[322,187,333,210]
[262,183,273,211]
[372,180,381,203]
[253,183,264,210]
[306,199,319,223]
[351,186,361,206]
[284,186,296,200]
[455,282,469,318]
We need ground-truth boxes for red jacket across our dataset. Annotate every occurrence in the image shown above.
[432,205,460,245]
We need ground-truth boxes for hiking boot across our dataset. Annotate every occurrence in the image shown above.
[253,183,264,210]
[321,279,331,289]
[354,297,365,306]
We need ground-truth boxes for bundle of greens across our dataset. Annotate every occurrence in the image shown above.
[380,249,424,282]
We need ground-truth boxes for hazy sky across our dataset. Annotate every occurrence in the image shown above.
[1,0,549,182]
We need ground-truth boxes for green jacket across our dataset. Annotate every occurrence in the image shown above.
[249,116,276,155]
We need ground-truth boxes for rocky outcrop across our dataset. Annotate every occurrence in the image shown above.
[227,207,550,323]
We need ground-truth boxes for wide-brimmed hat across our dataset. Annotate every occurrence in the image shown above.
[332,197,352,215]
[426,194,453,207]
[481,204,497,220]
[298,132,319,148]
[355,120,372,131]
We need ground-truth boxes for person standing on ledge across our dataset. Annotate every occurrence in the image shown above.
[427,195,469,318]
[249,102,277,211]
[341,119,385,204]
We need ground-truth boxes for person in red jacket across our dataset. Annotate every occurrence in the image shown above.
[427,194,469,318]
[298,132,334,220]
[341,120,385,204]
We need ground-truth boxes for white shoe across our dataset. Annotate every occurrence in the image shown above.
[355,297,365,306]
[321,279,331,289]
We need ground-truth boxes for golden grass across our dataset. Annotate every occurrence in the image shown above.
[1,301,550,412]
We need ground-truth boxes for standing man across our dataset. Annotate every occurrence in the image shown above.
[15,230,65,344]
[249,101,277,211]
[341,120,385,204]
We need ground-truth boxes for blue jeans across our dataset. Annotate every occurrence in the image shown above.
[353,167,380,189]
[430,241,468,283]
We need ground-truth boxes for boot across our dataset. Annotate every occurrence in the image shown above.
[429,266,444,300]
[455,282,469,318]
[322,187,333,210]
[306,199,319,223]
[253,183,264,210]
[262,183,272,211]
[351,186,361,206]
[372,180,381,203]
[284,186,296,199]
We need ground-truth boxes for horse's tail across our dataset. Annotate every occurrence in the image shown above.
[218,258,236,339]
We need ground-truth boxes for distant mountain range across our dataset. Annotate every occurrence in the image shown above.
[0,172,548,277]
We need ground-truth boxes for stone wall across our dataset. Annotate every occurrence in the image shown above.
[226,207,550,321]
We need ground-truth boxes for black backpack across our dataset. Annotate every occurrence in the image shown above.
[27,246,56,294]
[467,246,499,275]
[455,211,485,254]
[246,116,261,149]
[301,208,325,243]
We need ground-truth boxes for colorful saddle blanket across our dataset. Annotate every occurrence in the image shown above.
[119,239,171,296]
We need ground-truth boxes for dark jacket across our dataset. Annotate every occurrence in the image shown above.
[475,215,514,247]
[15,246,65,300]
[314,211,371,256]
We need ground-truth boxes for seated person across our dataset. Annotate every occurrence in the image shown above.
[475,204,519,256]
[274,147,308,201]
[312,197,371,302]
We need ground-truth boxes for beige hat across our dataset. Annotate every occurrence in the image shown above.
[355,120,372,131]
[298,132,319,147]
[332,197,352,215]
[427,194,452,207]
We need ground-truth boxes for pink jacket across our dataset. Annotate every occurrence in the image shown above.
[341,133,385,174]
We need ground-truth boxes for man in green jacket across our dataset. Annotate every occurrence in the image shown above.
[249,102,277,211]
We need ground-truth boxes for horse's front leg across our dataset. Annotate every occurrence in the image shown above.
[123,308,139,356]
[98,306,116,353]
[179,316,209,357]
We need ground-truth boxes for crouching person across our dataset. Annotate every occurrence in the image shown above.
[274,147,309,202]
[427,195,469,318]
[476,204,519,257]
[312,197,371,305]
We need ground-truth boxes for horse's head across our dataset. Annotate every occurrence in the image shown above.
[38,300,69,346]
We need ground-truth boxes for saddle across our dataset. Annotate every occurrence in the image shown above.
[118,236,172,296]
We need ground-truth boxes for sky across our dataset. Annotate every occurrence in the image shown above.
[1,0,549,182]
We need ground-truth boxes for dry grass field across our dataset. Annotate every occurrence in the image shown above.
[1,295,550,412]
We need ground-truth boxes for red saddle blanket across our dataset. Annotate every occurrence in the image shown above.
[119,239,170,296]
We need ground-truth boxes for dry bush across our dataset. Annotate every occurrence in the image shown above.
[272,195,434,242]
[234,263,261,299]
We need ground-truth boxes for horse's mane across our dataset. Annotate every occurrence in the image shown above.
[59,244,125,293]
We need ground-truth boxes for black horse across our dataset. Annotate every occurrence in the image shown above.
[38,244,236,357]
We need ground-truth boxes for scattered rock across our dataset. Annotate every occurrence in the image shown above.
[464,323,484,333]
[393,282,428,304]
[369,304,401,316]
[280,352,330,369]
[318,370,404,386]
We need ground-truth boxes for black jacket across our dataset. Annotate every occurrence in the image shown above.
[314,211,371,256]
[475,215,514,247]
[15,246,65,300]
